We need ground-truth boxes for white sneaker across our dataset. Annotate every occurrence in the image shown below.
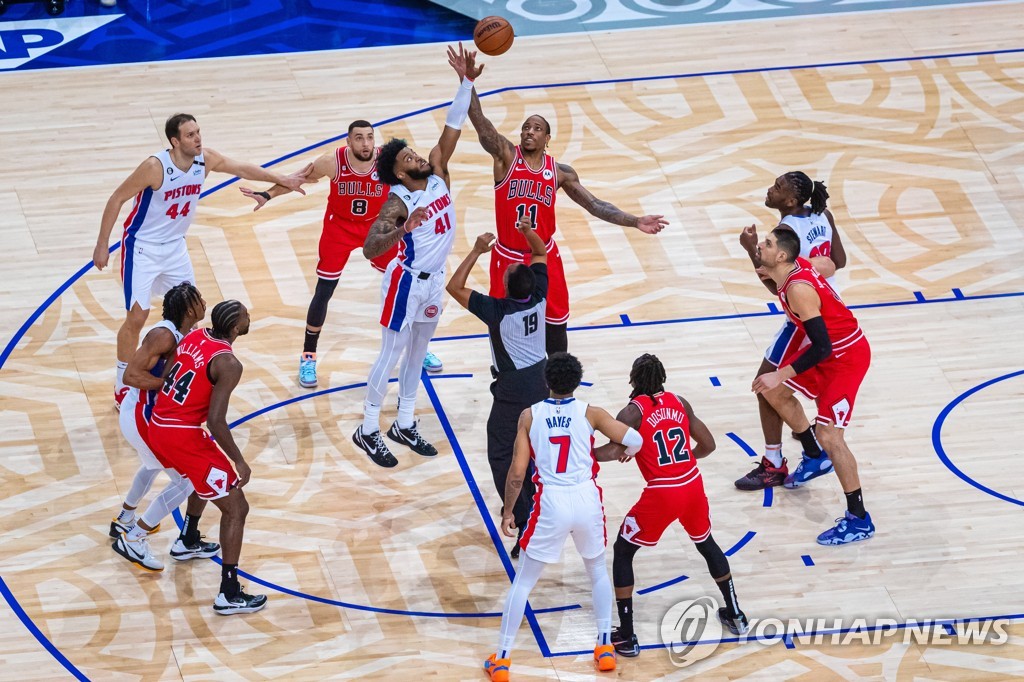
[213,589,268,615]
[112,533,164,572]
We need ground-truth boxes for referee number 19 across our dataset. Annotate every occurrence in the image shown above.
[523,311,538,336]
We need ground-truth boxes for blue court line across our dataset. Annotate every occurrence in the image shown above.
[914,291,926,302]
[620,314,632,326]
[763,486,773,509]
[0,577,89,681]
[802,555,814,567]
[727,432,758,458]
[637,574,690,596]
[767,302,780,313]
[421,374,553,656]
[710,376,721,387]
[783,633,796,649]
[547,612,1024,657]
[932,369,1024,507]
[724,531,756,557]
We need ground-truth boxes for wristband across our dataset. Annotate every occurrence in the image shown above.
[256,191,271,201]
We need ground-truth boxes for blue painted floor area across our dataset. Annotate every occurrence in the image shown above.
[0,0,476,71]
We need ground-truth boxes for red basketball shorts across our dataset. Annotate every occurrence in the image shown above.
[489,239,569,324]
[148,422,239,500]
[317,219,397,280]
[782,335,871,429]
[619,478,711,547]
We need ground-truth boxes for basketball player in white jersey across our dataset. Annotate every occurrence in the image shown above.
[110,282,219,571]
[93,113,312,409]
[351,44,482,467]
[483,352,643,681]
[734,171,848,491]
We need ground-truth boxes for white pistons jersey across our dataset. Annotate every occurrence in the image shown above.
[529,398,597,487]
[779,210,836,286]
[391,174,456,274]
[123,149,206,245]
[122,319,185,418]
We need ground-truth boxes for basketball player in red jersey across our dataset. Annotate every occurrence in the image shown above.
[148,300,267,614]
[467,85,669,354]
[752,228,875,545]
[240,120,444,387]
[594,354,748,657]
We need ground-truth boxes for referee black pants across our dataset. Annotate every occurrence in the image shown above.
[486,398,536,531]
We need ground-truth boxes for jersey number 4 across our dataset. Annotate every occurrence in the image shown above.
[652,427,690,466]
[161,361,195,405]
[165,202,191,220]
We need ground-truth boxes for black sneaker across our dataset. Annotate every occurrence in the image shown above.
[611,627,641,657]
[718,607,750,636]
[169,536,221,561]
[213,588,268,615]
[510,540,521,560]
[386,421,438,457]
[734,457,788,491]
[353,426,398,468]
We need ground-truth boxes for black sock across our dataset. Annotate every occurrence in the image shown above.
[796,427,822,458]
[616,597,634,637]
[303,329,320,354]
[845,488,866,519]
[220,563,239,598]
[180,513,201,546]
[716,576,741,618]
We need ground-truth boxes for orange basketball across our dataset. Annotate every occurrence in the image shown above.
[474,16,514,56]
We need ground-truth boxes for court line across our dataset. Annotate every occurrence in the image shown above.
[0,577,89,681]
[932,369,1024,507]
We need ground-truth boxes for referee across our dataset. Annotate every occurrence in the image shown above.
[447,215,549,558]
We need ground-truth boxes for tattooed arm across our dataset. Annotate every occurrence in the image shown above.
[558,163,668,234]
[362,194,411,260]
[469,89,516,181]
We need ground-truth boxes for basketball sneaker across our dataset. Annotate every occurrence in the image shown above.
[483,653,510,682]
[594,643,617,671]
[352,426,398,468]
[213,589,268,616]
[114,386,129,411]
[611,627,641,657]
[298,352,318,388]
[817,511,875,546]
[718,608,750,636]
[422,351,443,373]
[386,421,438,457]
[109,518,160,539]
[112,533,164,572]
[735,457,788,490]
[169,537,221,561]
[783,451,833,488]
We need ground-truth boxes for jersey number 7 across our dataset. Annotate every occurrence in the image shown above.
[550,435,571,473]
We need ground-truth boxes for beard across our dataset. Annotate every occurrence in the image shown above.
[405,166,432,181]
[351,147,373,162]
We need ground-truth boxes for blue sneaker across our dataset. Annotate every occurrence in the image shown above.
[783,451,833,488]
[298,353,318,388]
[817,511,875,545]
[422,351,443,373]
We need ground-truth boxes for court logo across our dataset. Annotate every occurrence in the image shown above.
[424,305,439,318]
[0,15,123,71]
[660,596,723,667]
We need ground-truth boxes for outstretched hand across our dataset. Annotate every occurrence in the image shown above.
[473,232,496,254]
[278,163,316,195]
[636,214,668,234]
[239,186,269,211]
[404,206,429,233]
[447,42,484,81]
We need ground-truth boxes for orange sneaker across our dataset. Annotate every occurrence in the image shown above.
[483,653,510,681]
[594,644,616,671]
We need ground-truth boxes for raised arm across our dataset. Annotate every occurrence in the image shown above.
[678,395,716,459]
[520,215,547,266]
[446,232,495,308]
[363,194,412,259]
[94,157,163,270]
[430,43,485,187]
[469,89,516,180]
[207,354,251,487]
[740,225,779,295]
[204,147,311,195]
[124,327,177,391]
[558,163,668,234]
[238,151,334,211]
[501,408,534,537]
[594,402,642,462]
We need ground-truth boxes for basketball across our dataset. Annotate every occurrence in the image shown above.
[474,16,514,56]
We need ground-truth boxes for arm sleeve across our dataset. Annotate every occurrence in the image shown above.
[468,291,501,324]
[445,77,474,129]
[620,427,643,456]
[787,316,832,374]
[530,262,549,300]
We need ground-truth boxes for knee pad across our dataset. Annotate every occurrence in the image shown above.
[612,536,640,588]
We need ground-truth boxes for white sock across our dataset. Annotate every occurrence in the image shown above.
[765,444,783,468]
[397,398,416,430]
[362,400,382,436]
[583,552,613,645]
[116,506,135,524]
[115,361,128,389]
[126,522,146,540]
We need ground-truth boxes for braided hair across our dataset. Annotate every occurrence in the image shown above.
[783,171,830,215]
[210,300,244,340]
[629,353,666,405]
[161,281,202,330]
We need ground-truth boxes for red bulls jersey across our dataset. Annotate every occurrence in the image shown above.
[494,146,558,251]
[779,257,864,352]
[324,147,389,226]
[151,328,233,427]
[629,392,701,489]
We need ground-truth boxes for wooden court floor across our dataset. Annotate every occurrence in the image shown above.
[1,3,1023,680]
